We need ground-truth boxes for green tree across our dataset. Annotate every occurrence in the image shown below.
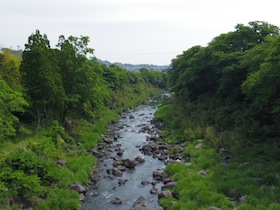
[0,49,21,87]
[20,30,66,132]
[57,35,110,119]
[0,78,28,140]
[242,36,280,126]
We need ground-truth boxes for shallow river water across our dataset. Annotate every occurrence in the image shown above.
[81,104,165,210]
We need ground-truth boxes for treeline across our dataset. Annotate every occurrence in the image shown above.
[155,21,280,209]
[168,21,280,147]
[0,30,167,140]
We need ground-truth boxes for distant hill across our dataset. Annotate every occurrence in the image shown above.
[97,59,169,72]
[0,49,169,72]
[0,48,23,57]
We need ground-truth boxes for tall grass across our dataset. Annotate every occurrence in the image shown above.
[155,101,280,210]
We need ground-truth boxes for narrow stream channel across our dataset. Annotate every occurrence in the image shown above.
[81,104,165,210]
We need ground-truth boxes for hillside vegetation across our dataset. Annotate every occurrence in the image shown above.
[0,30,167,209]
[155,21,280,209]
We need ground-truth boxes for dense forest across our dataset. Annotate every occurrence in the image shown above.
[155,21,280,209]
[0,30,167,209]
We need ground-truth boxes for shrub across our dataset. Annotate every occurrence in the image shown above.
[0,168,44,202]
[34,189,79,210]
[6,150,59,185]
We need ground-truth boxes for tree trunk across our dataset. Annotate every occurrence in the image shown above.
[36,109,41,135]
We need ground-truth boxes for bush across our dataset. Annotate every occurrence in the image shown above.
[6,150,59,185]
[0,168,45,202]
[34,189,79,210]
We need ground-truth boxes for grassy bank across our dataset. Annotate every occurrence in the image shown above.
[0,85,160,210]
[155,103,280,210]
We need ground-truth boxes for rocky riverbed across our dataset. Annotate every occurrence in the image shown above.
[78,103,186,210]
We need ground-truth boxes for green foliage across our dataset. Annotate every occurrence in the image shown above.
[6,150,59,185]
[162,142,234,209]
[242,36,280,123]
[0,49,21,87]
[159,22,280,209]
[0,78,28,140]
[168,20,280,143]
[27,135,61,159]
[34,188,79,210]
[0,168,44,200]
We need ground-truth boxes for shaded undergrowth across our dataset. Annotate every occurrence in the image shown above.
[155,102,280,210]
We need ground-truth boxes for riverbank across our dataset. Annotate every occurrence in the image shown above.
[154,103,280,210]
[0,87,163,210]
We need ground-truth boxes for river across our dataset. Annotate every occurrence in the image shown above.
[81,103,166,210]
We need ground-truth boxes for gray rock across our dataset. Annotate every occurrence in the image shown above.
[69,182,87,193]
[150,187,158,194]
[89,191,99,197]
[195,143,203,150]
[141,180,150,185]
[131,206,148,210]
[117,165,127,171]
[123,159,136,168]
[153,170,164,181]
[118,178,127,186]
[90,149,102,157]
[162,182,177,189]
[163,178,172,184]
[112,167,123,177]
[142,144,152,154]
[79,193,85,202]
[132,196,147,209]
[104,138,113,144]
[158,190,173,199]
[116,148,125,156]
[167,159,182,164]
[108,175,115,180]
[56,160,67,166]
[197,170,208,176]
[111,197,122,205]
[135,156,145,163]
[239,195,247,204]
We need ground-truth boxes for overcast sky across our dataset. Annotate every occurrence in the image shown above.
[1,0,279,65]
